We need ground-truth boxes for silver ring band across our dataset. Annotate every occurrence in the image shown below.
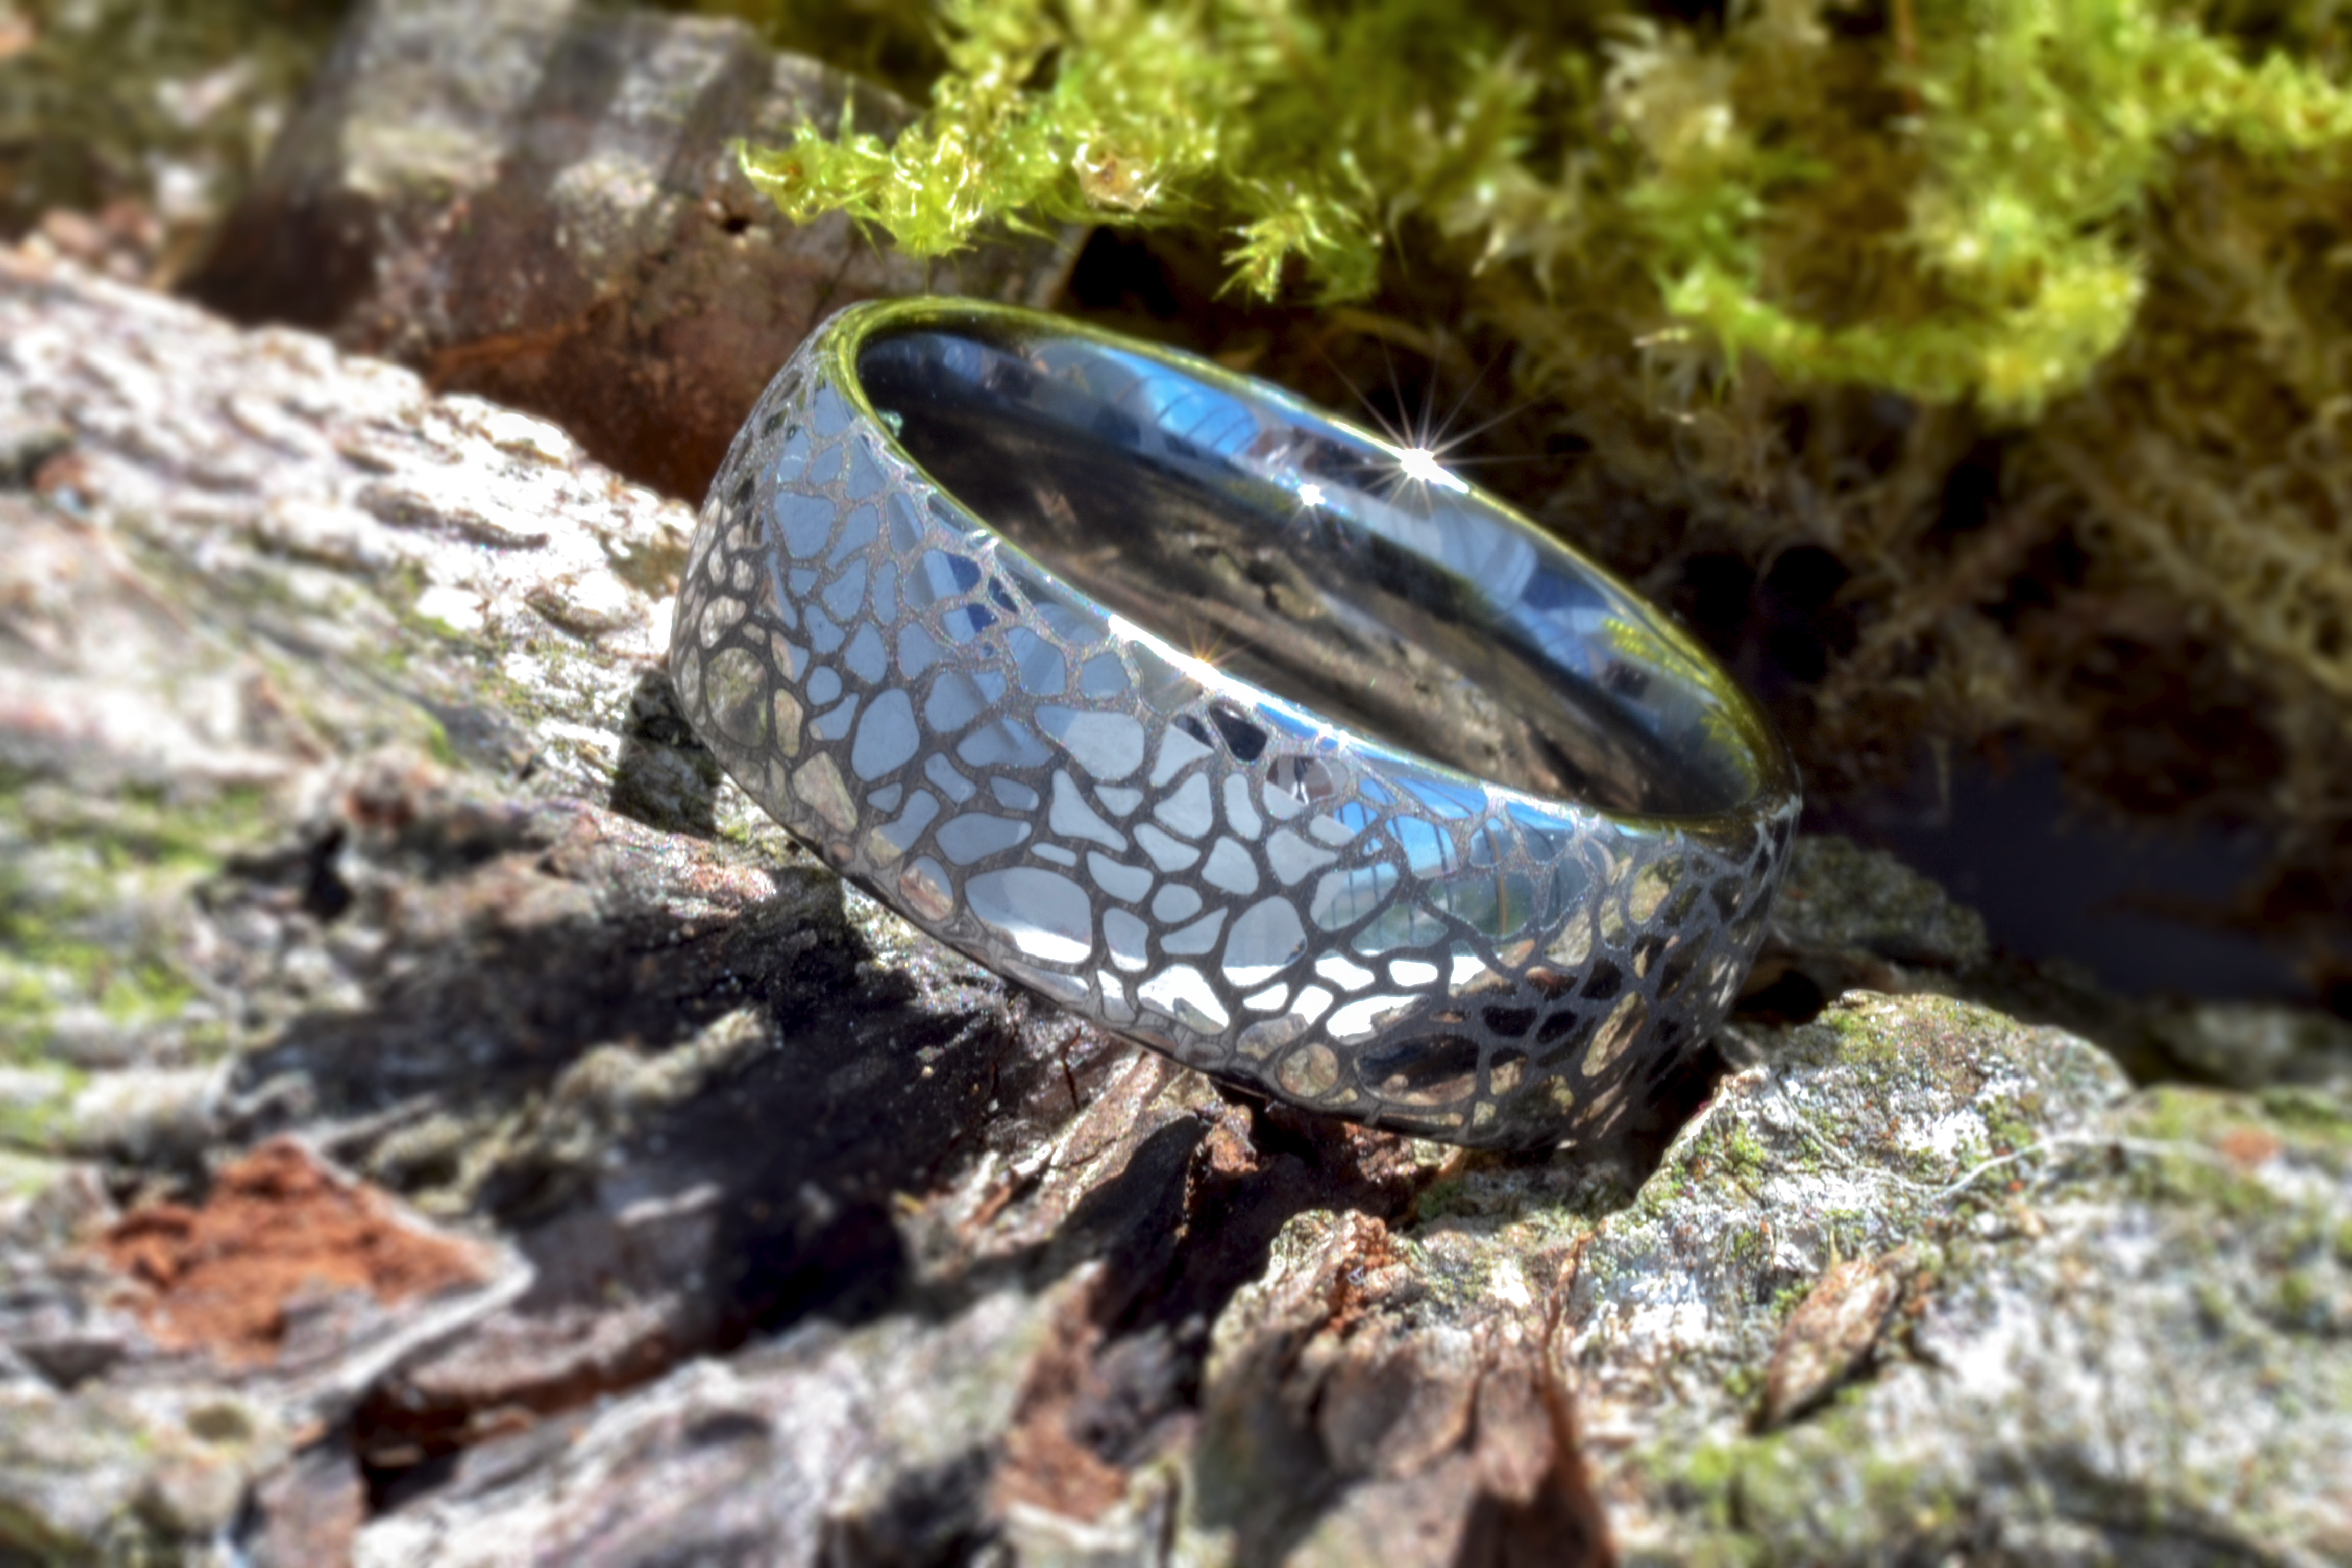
[671,300,1799,1152]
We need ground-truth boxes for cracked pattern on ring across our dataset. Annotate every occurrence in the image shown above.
[672,344,1799,1149]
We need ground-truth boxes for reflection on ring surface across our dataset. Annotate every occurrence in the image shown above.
[858,320,1784,819]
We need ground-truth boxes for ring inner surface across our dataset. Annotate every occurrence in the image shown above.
[856,321,1764,818]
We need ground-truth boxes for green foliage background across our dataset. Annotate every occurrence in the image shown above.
[719,0,2352,980]
[739,0,2346,419]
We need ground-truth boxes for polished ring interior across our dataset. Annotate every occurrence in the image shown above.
[671,299,1800,1152]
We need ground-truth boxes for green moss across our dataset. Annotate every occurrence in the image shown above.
[0,918,207,1061]
[1634,1157,1687,1217]
[1767,1276,1813,1321]
[2134,1082,2280,1146]
[1808,997,1911,1068]
[1413,1175,1473,1223]
[2252,1086,2352,1160]
[1721,1119,1770,1183]
[419,708,461,769]
[0,1148,72,1198]
[1726,1218,1771,1272]
[0,772,273,867]
[2125,1142,2284,1221]
[746,0,2352,419]
[1651,1398,1972,1560]
[0,1065,86,1152]
[2117,1086,2352,1340]
[0,773,277,1059]
[1786,1422,1961,1546]
[1981,1099,2039,1157]
[2275,1267,2321,1321]
[1672,1435,1748,1529]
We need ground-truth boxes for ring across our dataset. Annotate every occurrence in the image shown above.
[670,300,1799,1152]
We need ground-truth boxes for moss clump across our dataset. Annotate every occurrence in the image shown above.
[0,909,206,1063]
[1719,1119,1769,1182]
[2124,1082,2351,1232]
[1657,1398,1973,1561]
[748,0,2349,414]
[739,0,2352,990]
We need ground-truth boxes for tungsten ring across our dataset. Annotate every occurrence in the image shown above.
[670,299,1800,1152]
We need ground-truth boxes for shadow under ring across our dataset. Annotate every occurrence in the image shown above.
[670,298,1800,1153]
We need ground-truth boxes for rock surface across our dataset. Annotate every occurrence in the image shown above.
[185,0,1076,501]
[3,251,2348,1564]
